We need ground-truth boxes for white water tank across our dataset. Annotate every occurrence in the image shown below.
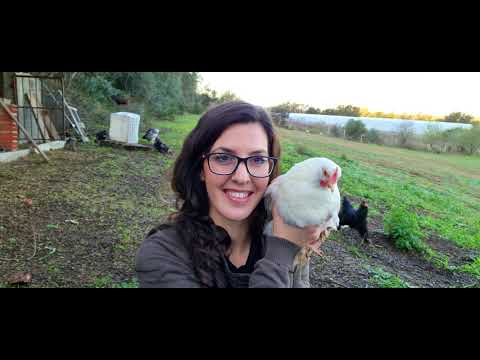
[109,112,140,144]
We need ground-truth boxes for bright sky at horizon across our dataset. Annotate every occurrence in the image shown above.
[199,72,480,117]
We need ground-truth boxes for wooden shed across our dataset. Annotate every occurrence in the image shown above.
[0,72,66,151]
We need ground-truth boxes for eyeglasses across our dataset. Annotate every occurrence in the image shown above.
[203,153,278,178]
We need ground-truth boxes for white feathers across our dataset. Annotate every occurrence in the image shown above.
[264,157,342,233]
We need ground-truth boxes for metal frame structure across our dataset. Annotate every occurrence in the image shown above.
[13,73,66,143]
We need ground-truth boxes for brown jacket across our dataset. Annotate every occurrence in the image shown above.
[135,227,310,288]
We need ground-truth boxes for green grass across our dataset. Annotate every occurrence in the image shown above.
[92,276,114,288]
[347,245,367,259]
[368,267,411,288]
[278,129,480,249]
[3,112,478,287]
[112,278,140,288]
[146,114,480,251]
[457,257,480,278]
[90,276,139,288]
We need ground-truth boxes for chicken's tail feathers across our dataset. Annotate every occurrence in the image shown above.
[341,196,353,211]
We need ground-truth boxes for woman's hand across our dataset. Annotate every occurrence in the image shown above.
[272,204,327,249]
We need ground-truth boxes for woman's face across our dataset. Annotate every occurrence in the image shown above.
[202,122,271,226]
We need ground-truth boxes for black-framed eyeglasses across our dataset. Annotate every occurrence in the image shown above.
[203,153,278,178]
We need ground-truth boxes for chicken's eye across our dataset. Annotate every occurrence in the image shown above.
[323,169,328,177]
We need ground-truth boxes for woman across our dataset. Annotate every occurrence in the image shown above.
[135,101,324,288]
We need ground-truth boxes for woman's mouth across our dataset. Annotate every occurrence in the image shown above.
[224,190,254,204]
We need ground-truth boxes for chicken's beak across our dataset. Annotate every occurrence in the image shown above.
[325,168,338,192]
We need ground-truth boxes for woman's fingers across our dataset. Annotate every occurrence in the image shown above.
[305,225,323,243]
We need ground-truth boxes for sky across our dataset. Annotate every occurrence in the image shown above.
[199,72,480,117]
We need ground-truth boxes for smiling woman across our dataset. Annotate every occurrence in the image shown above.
[135,101,318,288]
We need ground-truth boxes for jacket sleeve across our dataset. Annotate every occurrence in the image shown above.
[135,229,203,288]
[249,235,302,288]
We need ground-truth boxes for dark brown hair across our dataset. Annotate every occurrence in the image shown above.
[150,101,281,287]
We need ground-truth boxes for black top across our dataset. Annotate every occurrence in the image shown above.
[225,238,263,274]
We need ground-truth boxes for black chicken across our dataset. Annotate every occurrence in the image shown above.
[95,130,109,143]
[111,95,129,106]
[153,137,170,154]
[143,128,160,143]
[338,196,369,242]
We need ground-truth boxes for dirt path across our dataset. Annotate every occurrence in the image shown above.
[310,218,479,288]
[1,145,174,288]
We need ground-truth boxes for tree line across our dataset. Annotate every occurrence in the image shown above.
[30,72,239,120]
[269,102,478,124]
[281,117,480,155]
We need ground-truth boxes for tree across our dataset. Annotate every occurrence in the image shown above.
[217,90,242,104]
[366,128,382,144]
[68,72,203,118]
[338,105,361,117]
[458,125,480,155]
[330,124,344,137]
[397,123,415,147]
[321,105,361,117]
[444,112,474,124]
[423,124,445,151]
[306,106,322,114]
[197,86,218,110]
[269,102,308,114]
[345,119,367,140]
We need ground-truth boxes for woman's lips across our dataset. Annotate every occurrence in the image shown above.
[224,190,254,204]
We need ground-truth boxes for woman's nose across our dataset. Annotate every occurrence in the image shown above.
[231,161,251,183]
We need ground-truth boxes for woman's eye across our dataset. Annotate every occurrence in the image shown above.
[250,156,267,165]
[213,154,234,163]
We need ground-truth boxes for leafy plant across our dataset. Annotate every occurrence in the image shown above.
[384,207,427,253]
[457,257,480,278]
[369,267,411,288]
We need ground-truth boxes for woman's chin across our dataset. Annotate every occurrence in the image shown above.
[220,207,255,222]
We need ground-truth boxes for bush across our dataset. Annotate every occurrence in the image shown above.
[397,123,415,147]
[457,257,480,277]
[75,73,120,101]
[458,125,480,155]
[366,128,382,144]
[384,206,427,253]
[444,112,474,124]
[71,72,202,119]
[295,144,313,156]
[330,124,344,137]
[308,122,328,134]
[423,124,445,151]
[423,124,480,155]
[345,119,367,140]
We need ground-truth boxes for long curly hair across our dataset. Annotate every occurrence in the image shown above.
[149,101,281,287]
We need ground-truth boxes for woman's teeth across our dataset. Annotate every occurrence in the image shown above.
[227,191,250,199]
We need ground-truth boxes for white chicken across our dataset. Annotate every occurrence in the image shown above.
[264,157,342,265]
